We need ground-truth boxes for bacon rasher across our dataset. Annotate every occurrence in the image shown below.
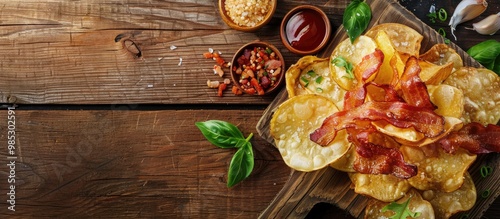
[400,57,436,110]
[310,101,445,145]
[310,52,446,179]
[354,49,384,82]
[350,129,417,179]
[440,122,500,154]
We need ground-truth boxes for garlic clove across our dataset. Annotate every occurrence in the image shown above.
[472,12,500,35]
[449,0,488,40]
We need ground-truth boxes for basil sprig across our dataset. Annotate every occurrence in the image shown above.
[467,39,500,75]
[343,0,372,43]
[195,120,254,188]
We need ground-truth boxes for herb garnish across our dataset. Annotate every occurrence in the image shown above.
[300,76,310,87]
[332,56,354,79]
[427,7,447,23]
[467,39,500,75]
[382,196,421,219]
[438,8,448,22]
[195,120,254,188]
[343,0,372,43]
[480,165,493,178]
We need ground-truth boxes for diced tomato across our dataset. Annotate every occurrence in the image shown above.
[250,78,265,95]
[203,52,213,59]
[232,85,243,95]
[244,87,256,95]
[217,83,227,97]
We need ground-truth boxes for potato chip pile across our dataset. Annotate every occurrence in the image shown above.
[270,23,500,218]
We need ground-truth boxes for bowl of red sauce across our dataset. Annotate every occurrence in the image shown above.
[230,41,285,95]
[280,5,331,55]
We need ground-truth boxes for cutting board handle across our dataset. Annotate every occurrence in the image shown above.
[258,168,368,218]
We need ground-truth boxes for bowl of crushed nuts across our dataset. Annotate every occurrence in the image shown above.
[230,41,285,95]
[218,0,277,32]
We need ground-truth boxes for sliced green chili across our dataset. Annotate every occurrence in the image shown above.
[438,28,446,38]
[300,76,309,87]
[481,189,491,198]
[307,70,316,77]
[480,165,493,178]
[438,8,447,22]
[315,76,324,84]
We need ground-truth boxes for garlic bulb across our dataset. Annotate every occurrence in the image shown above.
[449,0,488,40]
[472,12,500,35]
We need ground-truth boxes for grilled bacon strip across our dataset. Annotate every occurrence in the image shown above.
[440,122,500,154]
[351,129,417,179]
[310,101,445,146]
[354,49,384,82]
[309,54,450,179]
[400,57,436,110]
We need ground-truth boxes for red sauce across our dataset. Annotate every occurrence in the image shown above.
[285,9,327,51]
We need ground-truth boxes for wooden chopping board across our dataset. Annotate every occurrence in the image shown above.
[256,0,500,218]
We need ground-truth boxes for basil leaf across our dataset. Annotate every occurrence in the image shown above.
[195,120,246,149]
[467,40,500,75]
[343,0,372,43]
[227,142,254,188]
[494,55,500,74]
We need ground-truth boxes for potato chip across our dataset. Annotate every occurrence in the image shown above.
[372,30,406,85]
[372,121,425,144]
[428,84,464,118]
[270,94,350,171]
[329,144,355,172]
[401,144,476,192]
[285,56,346,109]
[421,172,476,219]
[443,67,500,125]
[365,23,423,57]
[418,60,454,85]
[420,43,463,72]
[330,35,377,91]
[372,116,462,147]
[348,172,411,202]
[364,189,435,219]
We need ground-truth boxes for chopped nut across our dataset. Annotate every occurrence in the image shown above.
[214,65,224,77]
[207,80,220,88]
[224,0,271,27]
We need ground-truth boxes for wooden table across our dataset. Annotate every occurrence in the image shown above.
[0,0,498,218]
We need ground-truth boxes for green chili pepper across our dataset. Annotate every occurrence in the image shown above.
[481,189,491,198]
[480,165,493,178]
[438,8,447,22]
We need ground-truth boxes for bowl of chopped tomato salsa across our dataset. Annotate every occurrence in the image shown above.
[230,41,286,95]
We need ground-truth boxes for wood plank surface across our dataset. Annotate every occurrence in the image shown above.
[0,0,499,218]
[0,0,341,104]
[0,0,496,104]
[0,108,291,217]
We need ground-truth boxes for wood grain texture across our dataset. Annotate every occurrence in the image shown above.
[0,109,290,217]
[0,0,347,104]
[0,0,496,104]
[0,0,499,218]
[257,0,500,218]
